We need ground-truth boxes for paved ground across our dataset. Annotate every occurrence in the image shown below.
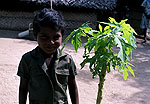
[0,29,150,104]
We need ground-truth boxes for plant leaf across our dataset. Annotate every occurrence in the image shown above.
[108,17,119,24]
[80,23,92,33]
[72,33,82,52]
[80,58,90,69]
[126,63,135,77]
[99,24,103,32]
[114,35,126,63]
[123,67,128,80]
[84,37,98,53]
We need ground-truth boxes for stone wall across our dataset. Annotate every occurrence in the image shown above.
[61,11,97,37]
[0,10,97,38]
[0,11,34,31]
[129,10,142,35]
[0,9,143,37]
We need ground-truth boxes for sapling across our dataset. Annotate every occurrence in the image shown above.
[59,17,137,104]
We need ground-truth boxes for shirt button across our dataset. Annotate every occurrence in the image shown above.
[58,99,64,104]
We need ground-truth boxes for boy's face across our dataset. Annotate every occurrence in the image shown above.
[35,27,62,54]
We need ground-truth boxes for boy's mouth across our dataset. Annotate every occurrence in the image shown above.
[46,46,56,50]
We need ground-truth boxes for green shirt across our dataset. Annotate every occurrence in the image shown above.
[17,46,77,104]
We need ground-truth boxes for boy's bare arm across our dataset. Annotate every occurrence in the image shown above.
[68,75,79,104]
[19,78,28,104]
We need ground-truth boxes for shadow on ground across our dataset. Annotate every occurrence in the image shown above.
[114,42,150,104]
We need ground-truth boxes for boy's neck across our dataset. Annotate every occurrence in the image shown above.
[38,47,55,59]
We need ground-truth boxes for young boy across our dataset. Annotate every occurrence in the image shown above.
[17,8,79,104]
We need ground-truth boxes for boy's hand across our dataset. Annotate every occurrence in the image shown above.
[68,75,79,104]
[19,78,28,104]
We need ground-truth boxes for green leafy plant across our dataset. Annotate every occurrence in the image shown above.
[60,17,137,104]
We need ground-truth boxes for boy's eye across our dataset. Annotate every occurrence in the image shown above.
[54,35,60,40]
[40,36,47,40]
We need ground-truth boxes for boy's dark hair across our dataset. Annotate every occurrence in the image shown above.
[33,8,65,35]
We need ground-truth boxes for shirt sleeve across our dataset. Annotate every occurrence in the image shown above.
[69,55,77,76]
[17,55,30,80]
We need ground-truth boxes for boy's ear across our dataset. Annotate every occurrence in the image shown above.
[33,32,38,40]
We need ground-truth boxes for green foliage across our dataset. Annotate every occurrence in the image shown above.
[60,17,137,80]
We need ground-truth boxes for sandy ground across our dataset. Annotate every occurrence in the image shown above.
[0,29,150,104]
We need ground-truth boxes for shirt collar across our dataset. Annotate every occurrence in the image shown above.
[31,46,67,60]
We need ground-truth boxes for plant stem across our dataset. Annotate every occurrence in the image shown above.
[96,63,107,104]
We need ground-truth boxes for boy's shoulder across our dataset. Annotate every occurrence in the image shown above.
[58,51,76,67]
[21,47,74,62]
[21,47,38,60]
[59,50,73,60]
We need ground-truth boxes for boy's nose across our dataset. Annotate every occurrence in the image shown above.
[49,40,55,45]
